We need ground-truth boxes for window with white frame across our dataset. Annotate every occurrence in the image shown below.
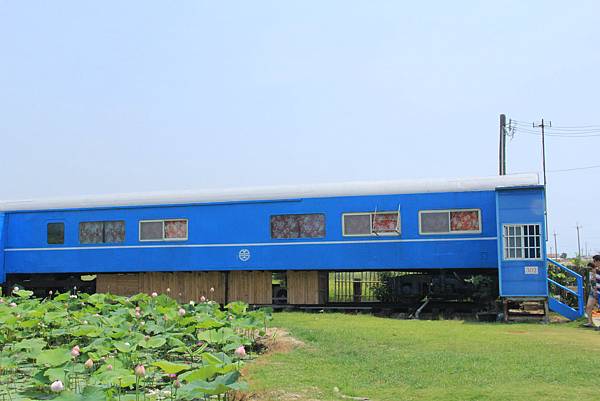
[503,224,541,259]
[342,211,400,236]
[139,219,188,241]
[419,209,481,234]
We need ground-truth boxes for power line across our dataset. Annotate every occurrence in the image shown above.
[548,164,600,173]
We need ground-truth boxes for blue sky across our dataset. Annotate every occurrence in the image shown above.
[1,1,598,256]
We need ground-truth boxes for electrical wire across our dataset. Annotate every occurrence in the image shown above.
[548,164,600,173]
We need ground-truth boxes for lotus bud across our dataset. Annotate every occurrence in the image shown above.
[13,286,19,292]
[134,364,146,377]
[135,306,141,312]
[163,314,168,321]
[144,335,150,341]
[151,292,158,297]
[135,311,141,318]
[71,345,80,357]
[178,308,186,316]
[234,346,246,358]
[174,379,182,388]
[200,296,206,302]
[189,300,195,306]
[84,358,94,369]
[140,321,145,326]
[166,288,171,293]
[50,380,64,392]
[196,341,204,347]
[210,287,215,293]
[106,364,113,371]
[100,356,106,362]
[49,290,53,295]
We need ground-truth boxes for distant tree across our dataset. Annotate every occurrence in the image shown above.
[560,252,567,259]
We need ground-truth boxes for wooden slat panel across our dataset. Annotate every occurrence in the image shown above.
[288,271,327,305]
[96,272,225,304]
[228,271,271,304]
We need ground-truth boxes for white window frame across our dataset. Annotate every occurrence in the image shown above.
[342,211,401,237]
[418,208,482,235]
[139,219,188,242]
[502,223,542,261]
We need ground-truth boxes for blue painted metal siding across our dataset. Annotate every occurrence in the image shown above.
[496,187,547,297]
[0,213,5,283]
[3,190,499,276]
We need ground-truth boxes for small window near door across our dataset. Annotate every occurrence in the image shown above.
[47,223,64,244]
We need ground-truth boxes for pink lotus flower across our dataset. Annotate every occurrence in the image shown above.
[169,373,177,380]
[174,379,182,388]
[84,358,94,369]
[178,308,186,316]
[234,346,247,358]
[200,296,206,302]
[71,345,80,357]
[50,380,64,392]
[134,364,146,377]
[151,292,158,297]
[166,287,171,293]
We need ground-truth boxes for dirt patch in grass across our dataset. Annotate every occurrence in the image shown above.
[233,388,323,401]
[256,327,306,355]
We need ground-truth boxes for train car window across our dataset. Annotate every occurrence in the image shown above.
[271,214,325,239]
[164,219,188,240]
[419,209,481,234]
[104,221,125,243]
[47,223,64,244]
[140,221,164,241]
[139,219,188,241]
[80,221,125,244]
[503,224,541,260]
[80,222,104,244]
[343,214,371,235]
[343,212,400,236]
[419,211,450,233]
[372,212,400,234]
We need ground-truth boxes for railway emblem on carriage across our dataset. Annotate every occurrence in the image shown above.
[238,249,251,262]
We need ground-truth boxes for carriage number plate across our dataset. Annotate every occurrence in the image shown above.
[524,266,538,275]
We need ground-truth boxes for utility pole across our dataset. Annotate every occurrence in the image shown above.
[499,114,506,175]
[553,231,558,259]
[576,224,582,259]
[534,119,551,241]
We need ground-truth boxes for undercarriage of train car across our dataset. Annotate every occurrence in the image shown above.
[4,268,500,320]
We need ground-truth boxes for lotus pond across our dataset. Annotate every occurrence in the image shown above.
[0,288,271,400]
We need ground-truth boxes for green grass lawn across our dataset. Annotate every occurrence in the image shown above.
[246,313,600,401]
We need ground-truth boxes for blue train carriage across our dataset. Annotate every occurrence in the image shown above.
[0,174,584,320]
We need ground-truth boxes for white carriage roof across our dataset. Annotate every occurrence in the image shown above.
[0,174,539,212]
